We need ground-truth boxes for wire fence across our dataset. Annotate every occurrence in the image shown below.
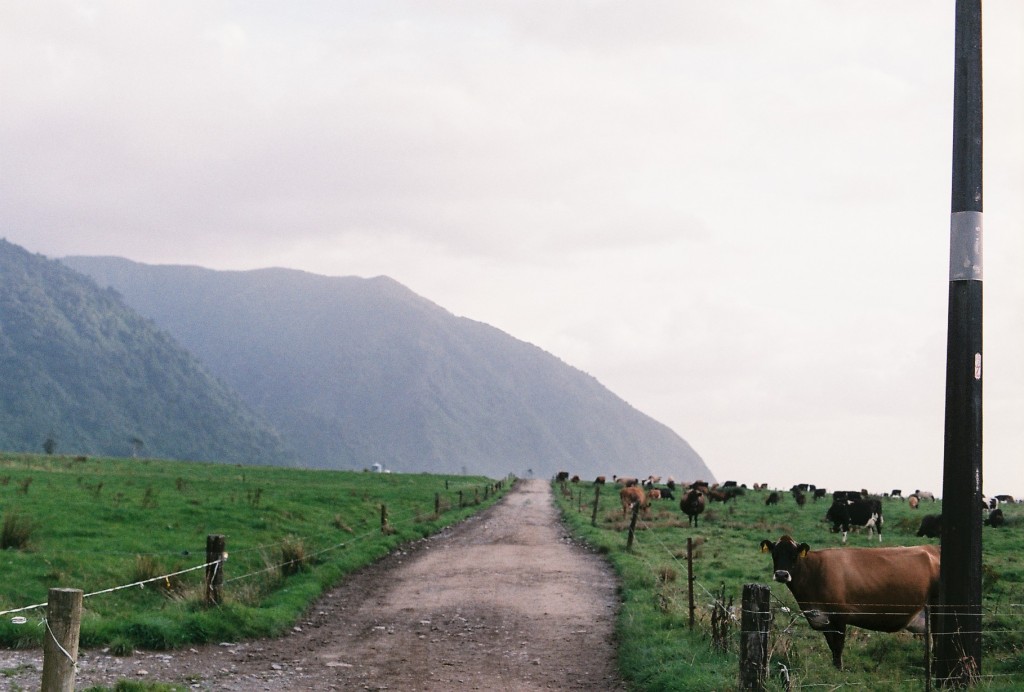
[0,478,507,628]
[564,484,1024,690]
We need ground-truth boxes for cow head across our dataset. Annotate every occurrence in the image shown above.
[760,536,810,583]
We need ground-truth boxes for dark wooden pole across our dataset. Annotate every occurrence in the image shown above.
[687,537,696,629]
[205,534,226,606]
[626,501,640,550]
[935,0,984,685]
[739,584,772,691]
[41,587,82,692]
[591,484,601,527]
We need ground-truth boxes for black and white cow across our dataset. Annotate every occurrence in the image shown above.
[825,497,883,543]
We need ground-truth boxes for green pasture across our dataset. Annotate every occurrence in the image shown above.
[554,481,1024,691]
[0,452,508,652]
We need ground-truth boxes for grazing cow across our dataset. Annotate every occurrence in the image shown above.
[917,514,942,538]
[914,490,936,502]
[570,474,580,483]
[825,497,883,543]
[813,488,828,502]
[648,488,662,501]
[982,496,999,510]
[680,488,706,527]
[793,490,807,508]
[659,488,675,501]
[615,475,639,487]
[890,489,903,500]
[995,494,1015,504]
[666,478,677,490]
[832,490,862,503]
[765,491,781,506]
[619,486,649,518]
[594,476,606,485]
[908,495,920,509]
[556,471,569,482]
[760,535,940,670]
[985,508,1005,528]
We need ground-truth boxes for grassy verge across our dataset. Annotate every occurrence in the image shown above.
[0,452,509,652]
[553,481,1024,691]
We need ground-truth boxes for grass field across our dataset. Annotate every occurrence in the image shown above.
[0,452,508,653]
[554,480,1024,691]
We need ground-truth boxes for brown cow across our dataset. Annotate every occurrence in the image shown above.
[680,488,706,527]
[908,495,920,509]
[594,475,606,485]
[619,486,648,518]
[614,487,647,520]
[648,488,662,500]
[760,535,940,670]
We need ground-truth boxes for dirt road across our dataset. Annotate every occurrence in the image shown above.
[0,479,627,690]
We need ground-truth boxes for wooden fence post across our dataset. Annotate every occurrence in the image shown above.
[205,534,226,606]
[41,587,82,692]
[380,504,388,532]
[626,501,640,550]
[924,604,933,692]
[687,537,696,629]
[739,583,772,691]
[458,490,464,508]
[435,492,441,515]
[591,484,601,527]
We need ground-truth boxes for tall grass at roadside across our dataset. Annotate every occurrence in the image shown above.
[0,452,509,651]
[554,481,1024,691]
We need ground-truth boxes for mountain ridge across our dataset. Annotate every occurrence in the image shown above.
[63,254,715,482]
[0,239,294,464]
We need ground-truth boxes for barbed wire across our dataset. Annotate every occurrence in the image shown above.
[0,482,506,623]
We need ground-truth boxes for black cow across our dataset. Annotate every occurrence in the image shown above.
[765,491,781,506]
[825,497,883,543]
[917,514,942,538]
[680,488,706,527]
[813,488,828,502]
[985,508,1005,528]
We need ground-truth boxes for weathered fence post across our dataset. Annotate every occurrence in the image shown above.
[380,504,388,532]
[924,604,933,692]
[41,587,82,692]
[591,484,601,527]
[687,537,696,629]
[435,492,441,515]
[739,583,772,690]
[626,501,640,550]
[458,490,464,508]
[205,534,226,606]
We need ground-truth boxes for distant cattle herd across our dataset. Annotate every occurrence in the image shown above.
[554,470,1015,670]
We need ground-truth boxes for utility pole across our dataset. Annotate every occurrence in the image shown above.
[935,0,983,685]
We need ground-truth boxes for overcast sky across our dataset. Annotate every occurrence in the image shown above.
[3,2,1022,495]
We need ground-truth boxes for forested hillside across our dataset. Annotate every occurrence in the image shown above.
[0,239,294,464]
[64,256,714,481]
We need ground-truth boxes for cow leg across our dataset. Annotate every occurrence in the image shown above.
[822,626,847,670]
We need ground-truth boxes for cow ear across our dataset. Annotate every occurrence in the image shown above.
[798,543,811,557]
[759,540,774,553]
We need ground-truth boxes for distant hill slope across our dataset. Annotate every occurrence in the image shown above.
[0,239,293,464]
[63,255,715,481]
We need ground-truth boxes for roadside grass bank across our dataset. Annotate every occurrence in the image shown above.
[0,452,509,652]
[554,481,1024,691]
